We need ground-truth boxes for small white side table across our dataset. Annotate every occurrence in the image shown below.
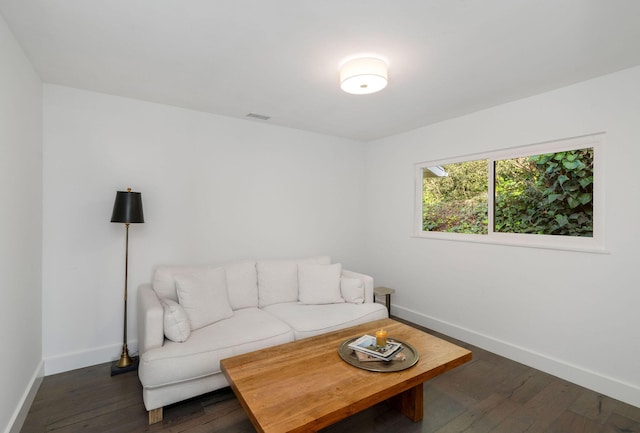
[374,286,395,316]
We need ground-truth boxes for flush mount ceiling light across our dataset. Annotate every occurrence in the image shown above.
[340,57,388,95]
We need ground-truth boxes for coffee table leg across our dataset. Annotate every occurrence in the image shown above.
[391,382,424,422]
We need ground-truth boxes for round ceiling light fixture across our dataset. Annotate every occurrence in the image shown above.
[340,57,388,95]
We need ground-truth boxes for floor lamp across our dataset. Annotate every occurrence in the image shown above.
[110,188,144,375]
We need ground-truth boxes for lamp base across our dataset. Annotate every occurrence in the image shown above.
[110,356,139,376]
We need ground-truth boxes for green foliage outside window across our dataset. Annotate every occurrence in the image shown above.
[422,160,489,234]
[422,148,593,236]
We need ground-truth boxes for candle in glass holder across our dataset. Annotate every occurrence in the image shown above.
[375,329,387,347]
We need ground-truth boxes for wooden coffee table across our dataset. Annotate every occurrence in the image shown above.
[220,318,471,433]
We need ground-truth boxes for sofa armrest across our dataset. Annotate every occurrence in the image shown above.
[137,284,164,354]
[341,269,374,303]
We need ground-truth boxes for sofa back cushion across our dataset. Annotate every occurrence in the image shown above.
[257,256,331,307]
[153,265,210,302]
[152,257,333,309]
[153,261,258,309]
[225,260,258,310]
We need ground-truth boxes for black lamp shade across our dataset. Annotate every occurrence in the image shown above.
[111,190,144,223]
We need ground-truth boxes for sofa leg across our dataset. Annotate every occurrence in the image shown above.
[148,407,163,424]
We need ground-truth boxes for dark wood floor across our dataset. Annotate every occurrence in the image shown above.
[21,319,640,433]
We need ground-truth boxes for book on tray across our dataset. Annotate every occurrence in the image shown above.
[354,350,407,362]
[348,335,403,361]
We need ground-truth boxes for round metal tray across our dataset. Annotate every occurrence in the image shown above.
[338,337,419,372]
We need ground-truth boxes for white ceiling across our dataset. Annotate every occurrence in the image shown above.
[2,1,640,141]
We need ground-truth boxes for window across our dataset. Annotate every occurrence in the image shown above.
[415,133,604,252]
[422,159,489,234]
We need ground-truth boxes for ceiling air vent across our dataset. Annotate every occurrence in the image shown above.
[246,113,271,121]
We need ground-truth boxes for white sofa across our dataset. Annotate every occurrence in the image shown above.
[136,256,388,423]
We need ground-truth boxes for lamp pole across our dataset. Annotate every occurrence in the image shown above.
[116,222,133,368]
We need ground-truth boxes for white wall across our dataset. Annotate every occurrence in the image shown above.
[42,85,367,373]
[363,66,640,407]
[0,13,43,433]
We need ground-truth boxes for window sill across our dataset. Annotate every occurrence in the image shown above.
[412,231,609,254]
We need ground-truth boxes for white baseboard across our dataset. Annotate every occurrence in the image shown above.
[44,340,138,376]
[394,304,640,408]
[5,361,44,433]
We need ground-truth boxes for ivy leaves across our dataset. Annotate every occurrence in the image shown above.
[496,148,593,236]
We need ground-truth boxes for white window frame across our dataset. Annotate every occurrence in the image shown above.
[414,133,606,253]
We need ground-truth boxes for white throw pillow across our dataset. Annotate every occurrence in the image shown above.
[175,267,233,330]
[160,298,191,342]
[298,263,344,305]
[340,277,365,304]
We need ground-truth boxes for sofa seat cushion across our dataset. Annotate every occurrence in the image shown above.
[262,302,388,340]
[139,308,294,388]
